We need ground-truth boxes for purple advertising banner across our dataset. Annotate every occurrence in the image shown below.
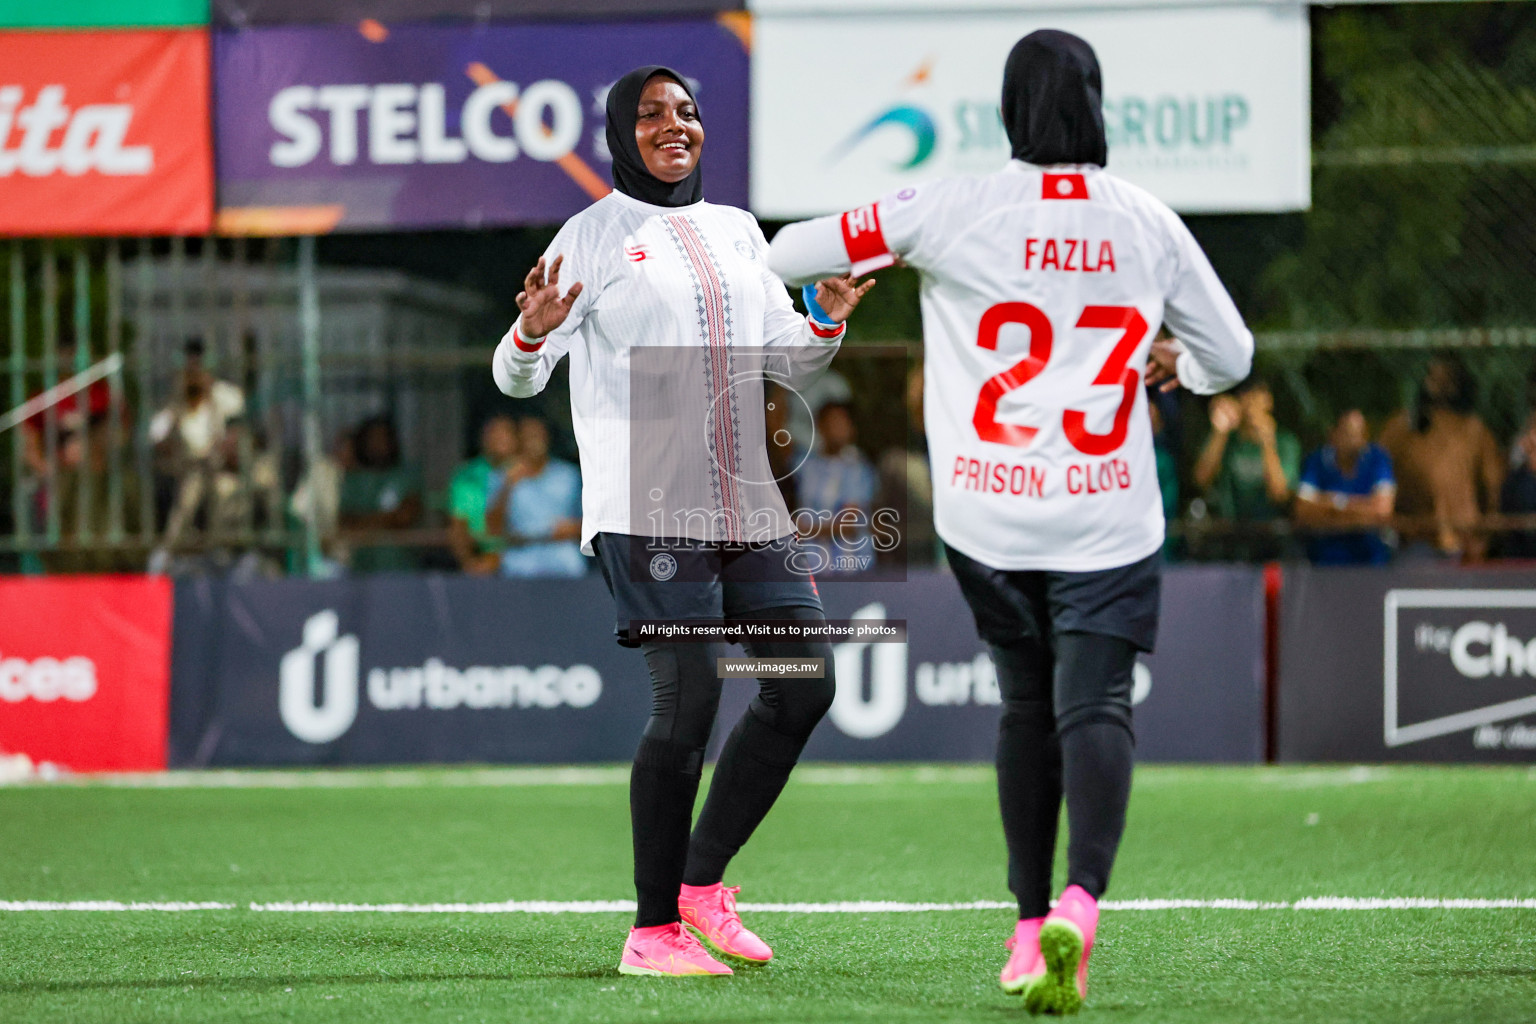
[213,20,749,232]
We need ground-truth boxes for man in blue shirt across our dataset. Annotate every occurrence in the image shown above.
[489,417,585,578]
[1294,409,1396,565]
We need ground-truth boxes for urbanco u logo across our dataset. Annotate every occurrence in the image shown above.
[279,610,360,744]
[829,602,908,739]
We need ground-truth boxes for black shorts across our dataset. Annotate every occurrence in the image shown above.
[592,532,823,647]
[944,543,1161,653]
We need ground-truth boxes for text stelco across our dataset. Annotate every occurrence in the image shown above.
[266,80,584,168]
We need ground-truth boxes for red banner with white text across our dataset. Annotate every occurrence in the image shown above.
[0,576,172,772]
[0,30,212,235]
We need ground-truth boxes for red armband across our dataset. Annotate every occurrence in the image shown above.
[807,317,845,339]
[512,327,544,353]
[841,203,897,277]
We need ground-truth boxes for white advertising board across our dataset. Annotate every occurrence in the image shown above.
[751,5,1309,216]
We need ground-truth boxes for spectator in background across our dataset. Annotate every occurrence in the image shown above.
[1498,410,1536,559]
[488,416,583,578]
[290,429,354,574]
[1148,391,1180,559]
[797,400,879,574]
[1380,355,1502,561]
[875,364,935,568]
[43,413,143,574]
[149,338,246,569]
[1193,377,1299,558]
[448,415,518,574]
[339,415,423,572]
[1293,409,1396,565]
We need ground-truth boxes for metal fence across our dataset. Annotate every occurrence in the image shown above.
[0,237,492,575]
[6,3,1536,574]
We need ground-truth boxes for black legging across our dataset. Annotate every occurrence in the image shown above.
[992,630,1136,919]
[630,605,835,927]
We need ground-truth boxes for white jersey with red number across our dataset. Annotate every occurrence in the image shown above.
[768,161,1253,572]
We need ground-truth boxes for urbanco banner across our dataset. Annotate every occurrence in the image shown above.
[1280,566,1536,762]
[213,19,749,233]
[0,29,212,235]
[170,567,1263,766]
[751,5,1309,217]
[0,576,173,772]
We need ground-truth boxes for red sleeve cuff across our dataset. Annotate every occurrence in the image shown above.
[807,317,845,339]
[512,327,544,352]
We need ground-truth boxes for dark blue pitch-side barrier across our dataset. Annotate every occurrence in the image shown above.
[1279,564,1536,763]
[169,566,1266,767]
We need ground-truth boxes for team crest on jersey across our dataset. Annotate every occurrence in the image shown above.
[649,552,679,581]
[734,239,757,261]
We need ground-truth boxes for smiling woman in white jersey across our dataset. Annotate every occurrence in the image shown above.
[493,65,873,980]
[768,31,1252,1015]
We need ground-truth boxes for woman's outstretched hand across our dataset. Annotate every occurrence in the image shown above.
[515,256,584,339]
[814,274,876,324]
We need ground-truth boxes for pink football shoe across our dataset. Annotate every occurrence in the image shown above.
[678,883,773,963]
[617,922,734,977]
[1025,885,1099,1014]
[1000,916,1046,994]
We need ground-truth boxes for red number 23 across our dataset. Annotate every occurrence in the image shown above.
[972,302,1148,456]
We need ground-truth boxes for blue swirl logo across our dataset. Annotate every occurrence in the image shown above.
[830,105,938,169]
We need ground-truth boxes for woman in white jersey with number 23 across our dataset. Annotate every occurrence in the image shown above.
[769,30,1253,1016]
[494,66,873,980]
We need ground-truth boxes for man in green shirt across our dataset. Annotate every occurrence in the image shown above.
[339,416,424,573]
[447,415,518,574]
[1194,378,1300,559]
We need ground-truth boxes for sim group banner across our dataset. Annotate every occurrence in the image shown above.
[0,576,173,772]
[0,29,213,235]
[1279,566,1536,763]
[212,19,749,233]
[751,5,1310,217]
[168,567,1264,767]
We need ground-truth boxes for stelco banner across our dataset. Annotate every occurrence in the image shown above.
[0,576,173,772]
[751,6,1309,217]
[1279,567,1536,763]
[0,29,213,235]
[170,567,1264,766]
[213,19,749,233]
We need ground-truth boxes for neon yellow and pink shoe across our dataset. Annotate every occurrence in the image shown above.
[1001,916,1046,994]
[617,921,734,977]
[1024,885,1098,1015]
[678,882,773,963]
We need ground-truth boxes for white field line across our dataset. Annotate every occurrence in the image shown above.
[0,901,235,911]
[4,897,1535,914]
[11,764,1463,790]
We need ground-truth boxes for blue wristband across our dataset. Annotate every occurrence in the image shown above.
[802,285,838,328]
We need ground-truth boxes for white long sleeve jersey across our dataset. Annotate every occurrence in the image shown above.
[494,190,844,555]
[768,161,1253,572]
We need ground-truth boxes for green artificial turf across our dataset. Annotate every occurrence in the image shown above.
[2,764,1533,1023]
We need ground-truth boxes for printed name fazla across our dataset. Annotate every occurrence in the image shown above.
[1024,238,1117,273]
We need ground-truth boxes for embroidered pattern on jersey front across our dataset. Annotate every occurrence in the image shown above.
[665,213,744,541]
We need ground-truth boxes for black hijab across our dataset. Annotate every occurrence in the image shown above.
[1001,30,1108,168]
[605,65,703,207]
